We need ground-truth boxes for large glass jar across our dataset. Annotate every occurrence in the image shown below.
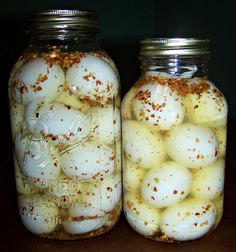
[122,38,227,242]
[8,9,121,239]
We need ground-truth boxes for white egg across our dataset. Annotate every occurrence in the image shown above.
[185,80,228,127]
[213,127,227,158]
[123,158,146,192]
[90,104,121,144]
[14,154,36,195]
[46,174,84,208]
[66,55,119,104]
[25,102,91,145]
[122,120,166,169]
[11,57,65,105]
[191,159,225,200]
[18,194,59,234]
[15,132,61,188]
[132,83,185,130]
[63,217,105,235]
[55,89,91,112]
[82,173,122,213]
[160,198,216,241]
[121,86,138,119]
[165,123,219,169]
[124,192,161,236]
[61,141,115,181]
[9,99,24,139]
[141,161,192,208]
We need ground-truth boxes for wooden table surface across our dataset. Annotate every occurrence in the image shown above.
[1,118,236,252]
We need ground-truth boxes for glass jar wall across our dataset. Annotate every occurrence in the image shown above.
[121,38,227,242]
[9,9,121,239]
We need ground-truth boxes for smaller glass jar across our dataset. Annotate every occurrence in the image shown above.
[122,38,227,242]
[8,9,122,239]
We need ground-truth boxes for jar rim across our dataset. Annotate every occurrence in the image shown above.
[27,9,98,37]
[139,38,210,56]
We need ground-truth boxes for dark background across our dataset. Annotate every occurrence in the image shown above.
[0,0,235,227]
[1,0,235,117]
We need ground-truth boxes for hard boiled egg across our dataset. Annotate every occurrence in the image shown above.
[63,217,105,235]
[61,141,115,181]
[160,198,216,241]
[132,83,185,130]
[25,102,91,145]
[90,104,121,145]
[11,57,65,105]
[82,173,121,213]
[185,80,228,127]
[191,159,225,200]
[15,132,61,188]
[140,161,192,208]
[66,55,119,104]
[122,120,166,169]
[124,192,161,237]
[165,123,218,169]
[18,194,59,234]
[55,89,91,112]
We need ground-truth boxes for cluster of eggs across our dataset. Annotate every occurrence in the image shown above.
[9,51,122,238]
[122,72,227,242]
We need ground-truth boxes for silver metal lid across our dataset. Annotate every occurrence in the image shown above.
[139,38,210,56]
[27,9,98,36]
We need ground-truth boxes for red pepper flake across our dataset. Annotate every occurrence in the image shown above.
[173,190,178,195]
[64,104,71,110]
[153,187,158,192]
[96,80,102,86]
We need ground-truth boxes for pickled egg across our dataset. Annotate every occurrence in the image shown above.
[124,192,161,236]
[90,104,121,144]
[185,80,228,127]
[55,89,91,112]
[191,159,225,200]
[25,102,91,145]
[122,120,166,169]
[63,217,105,235]
[18,194,59,234]
[82,173,121,213]
[15,132,61,188]
[165,123,218,169]
[61,141,115,181]
[123,158,146,192]
[132,83,185,130]
[11,57,65,105]
[66,55,119,104]
[141,161,192,208]
[160,198,216,241]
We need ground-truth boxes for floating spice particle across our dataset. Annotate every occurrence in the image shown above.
[153,187,158,192]
[173,190,178,195]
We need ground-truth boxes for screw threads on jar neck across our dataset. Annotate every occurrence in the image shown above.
[139,38,210,78]
[27,9,99,41]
